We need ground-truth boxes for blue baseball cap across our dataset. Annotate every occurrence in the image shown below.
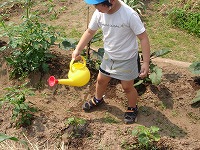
[84,0,107,5]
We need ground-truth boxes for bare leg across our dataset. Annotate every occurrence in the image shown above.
[82,72,111,111]
[95,72,111,100]
[121,80,138,112]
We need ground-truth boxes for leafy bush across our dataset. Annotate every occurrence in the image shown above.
[0,16,57,79]
[0,0,58,80]
[168,8,200,37]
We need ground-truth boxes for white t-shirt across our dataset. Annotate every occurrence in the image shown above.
[88,1,145,60]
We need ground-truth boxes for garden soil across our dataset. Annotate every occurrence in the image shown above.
[0,0,200,150]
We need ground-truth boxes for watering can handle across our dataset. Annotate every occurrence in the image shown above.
[69,56,86,72]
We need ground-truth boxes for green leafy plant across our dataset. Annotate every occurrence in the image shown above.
[191,90,200,105]
[65,117,86,137]
[139,48,172,86]
[66,117,86,128]
[0,0,57,79]
[131,126,161,149]
[0,83,37,127]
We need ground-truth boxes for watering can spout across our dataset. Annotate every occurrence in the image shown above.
[57,78,76,86]
[48,76,58,87]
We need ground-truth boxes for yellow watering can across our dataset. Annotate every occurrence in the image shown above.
[48,56,90,87]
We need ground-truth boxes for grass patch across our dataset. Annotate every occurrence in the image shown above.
[145,13,200,62]
[66,28,82,39]
[144,0,200,63]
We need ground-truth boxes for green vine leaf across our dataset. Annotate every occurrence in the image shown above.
[149,66,162,85]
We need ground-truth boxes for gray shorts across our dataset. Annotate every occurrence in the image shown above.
[99,53,140,81]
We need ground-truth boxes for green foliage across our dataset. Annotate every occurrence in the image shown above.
[134,49,172,86]
[0,83,37,127]
[0,133,28,147]
[0,1,58,80]
[47,1,59,20]
[65,117,86,137]
[168,8,200,37]
[66,117,86,127]
[0,133,18,142]
[87,48,103,71]
[133,49,172,86]
[149,64,162,85]
[132,126,161,149]
[123,0,146,15]
[147,48,172,85]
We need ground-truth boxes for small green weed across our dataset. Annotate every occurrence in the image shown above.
[0,83,37,127]
[65,117,87,137]
[66,117,86,127]
[131,126,161,149]
[171,110,179,117]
